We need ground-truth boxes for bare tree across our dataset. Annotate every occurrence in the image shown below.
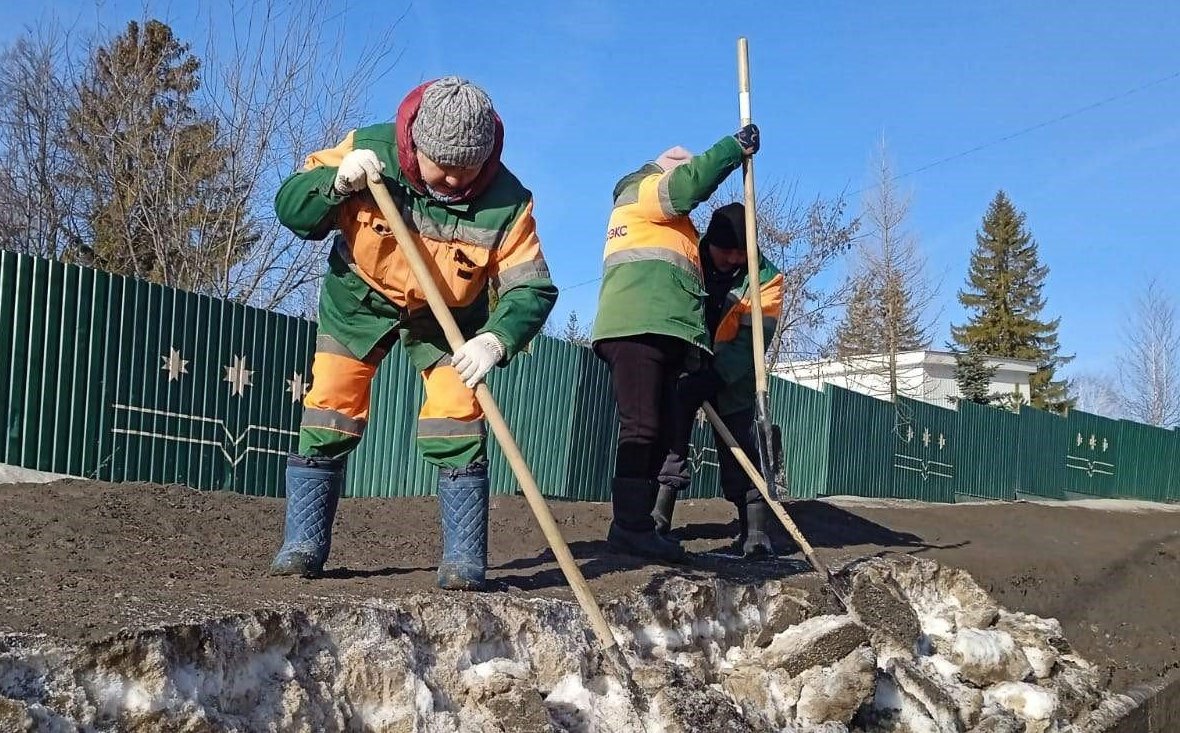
[1072,372,1123,420]
[829,138,938,402]
[0,3,403,316]
[697,180,860,368]
[195,0,405,314]
[0,22,82,259]
[1117,280,1180,427]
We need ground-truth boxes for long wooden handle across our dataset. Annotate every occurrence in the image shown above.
[702,401,831,579]
[366,178,624,663]
[737,37,768,395]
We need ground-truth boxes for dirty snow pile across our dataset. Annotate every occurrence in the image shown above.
[694,556,1137,732]
[0,555,1135,732]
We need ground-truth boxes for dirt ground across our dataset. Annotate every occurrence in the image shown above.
[1,480,1177,693]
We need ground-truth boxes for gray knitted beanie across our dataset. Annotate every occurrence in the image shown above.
[411,77,496,168]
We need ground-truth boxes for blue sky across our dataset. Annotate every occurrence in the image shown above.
[5,1,1180,378]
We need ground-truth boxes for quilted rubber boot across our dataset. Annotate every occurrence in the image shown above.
[652,483,679,536]
[608,478,685,563]
[270,455,345,577]
[437,462,490,590]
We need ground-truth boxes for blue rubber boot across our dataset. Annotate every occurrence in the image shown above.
[270,455,345,578]
[437,462,490,590]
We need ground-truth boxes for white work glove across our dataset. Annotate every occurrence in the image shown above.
[332,149,385,195]
[451,333,506,388]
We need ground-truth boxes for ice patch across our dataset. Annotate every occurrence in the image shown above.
[465,658,528,681]
[545,672,637,732]
[925,654,962,681]
[917,610,954,639]
[767,614,850,653]
[869,675,941,733]
[985,681,1059,722]
[1023,645,1057,680]
[951,628,1033,685]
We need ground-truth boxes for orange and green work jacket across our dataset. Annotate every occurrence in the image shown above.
[274,123,557,467]
[705,247,784,416]
[591,135,745,351]
[275,123,557,372]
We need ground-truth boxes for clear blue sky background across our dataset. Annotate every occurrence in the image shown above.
[5,1,1179,379]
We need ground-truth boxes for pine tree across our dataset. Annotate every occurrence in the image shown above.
[952,191,1072,412]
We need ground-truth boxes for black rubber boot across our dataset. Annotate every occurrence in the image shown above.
[728,501,749,556]
[652,483,679,536]
[741,500,774,559]
[608,478,685,563]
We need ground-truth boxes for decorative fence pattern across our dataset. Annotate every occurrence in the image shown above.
[2,250,1178,504]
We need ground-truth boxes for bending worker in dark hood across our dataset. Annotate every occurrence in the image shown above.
[654,202,784,558]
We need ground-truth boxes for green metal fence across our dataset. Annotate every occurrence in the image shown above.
[1113,420,1175,503]
[347,335,588,499]
[679,414,722,500]
[1173,429,1180,503]
[650,376,832,502]
[1063,409,1120,498]
[2,249,1178,506]
[825,385,895,499]
[563,345,619,501]
[0,250,313,496]
[1017,405,1068,499]
[955,399,1020,501]
[892,396,957,503]
[772,378,831,500]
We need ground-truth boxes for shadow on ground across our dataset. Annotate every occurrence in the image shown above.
[676,499,958,550]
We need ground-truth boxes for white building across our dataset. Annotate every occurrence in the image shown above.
[773,349,1038,406]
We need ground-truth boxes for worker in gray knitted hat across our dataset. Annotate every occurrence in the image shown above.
[413,77,496,167]
[402,76,504,202]
[270,77,557,590]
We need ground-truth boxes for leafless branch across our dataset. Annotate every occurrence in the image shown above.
[1117,279,1180,427]
[195,0,406,312]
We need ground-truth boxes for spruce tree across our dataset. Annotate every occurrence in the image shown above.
[951,344,997,405]
[952,191,1072,412]
[561,311,590,346]
[832,259,931,358]
[833,274,880,357]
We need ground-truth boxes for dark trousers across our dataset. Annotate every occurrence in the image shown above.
[660,403,764,507]
[594,335,696,481]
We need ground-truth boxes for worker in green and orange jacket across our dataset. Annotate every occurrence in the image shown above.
[654,202,784,558]
[269,77,557,589]
[592,127,760,562]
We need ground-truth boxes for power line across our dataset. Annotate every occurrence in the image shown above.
[558,68,1180,293]
[563,275,603,292]
[862,67,1180,192]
